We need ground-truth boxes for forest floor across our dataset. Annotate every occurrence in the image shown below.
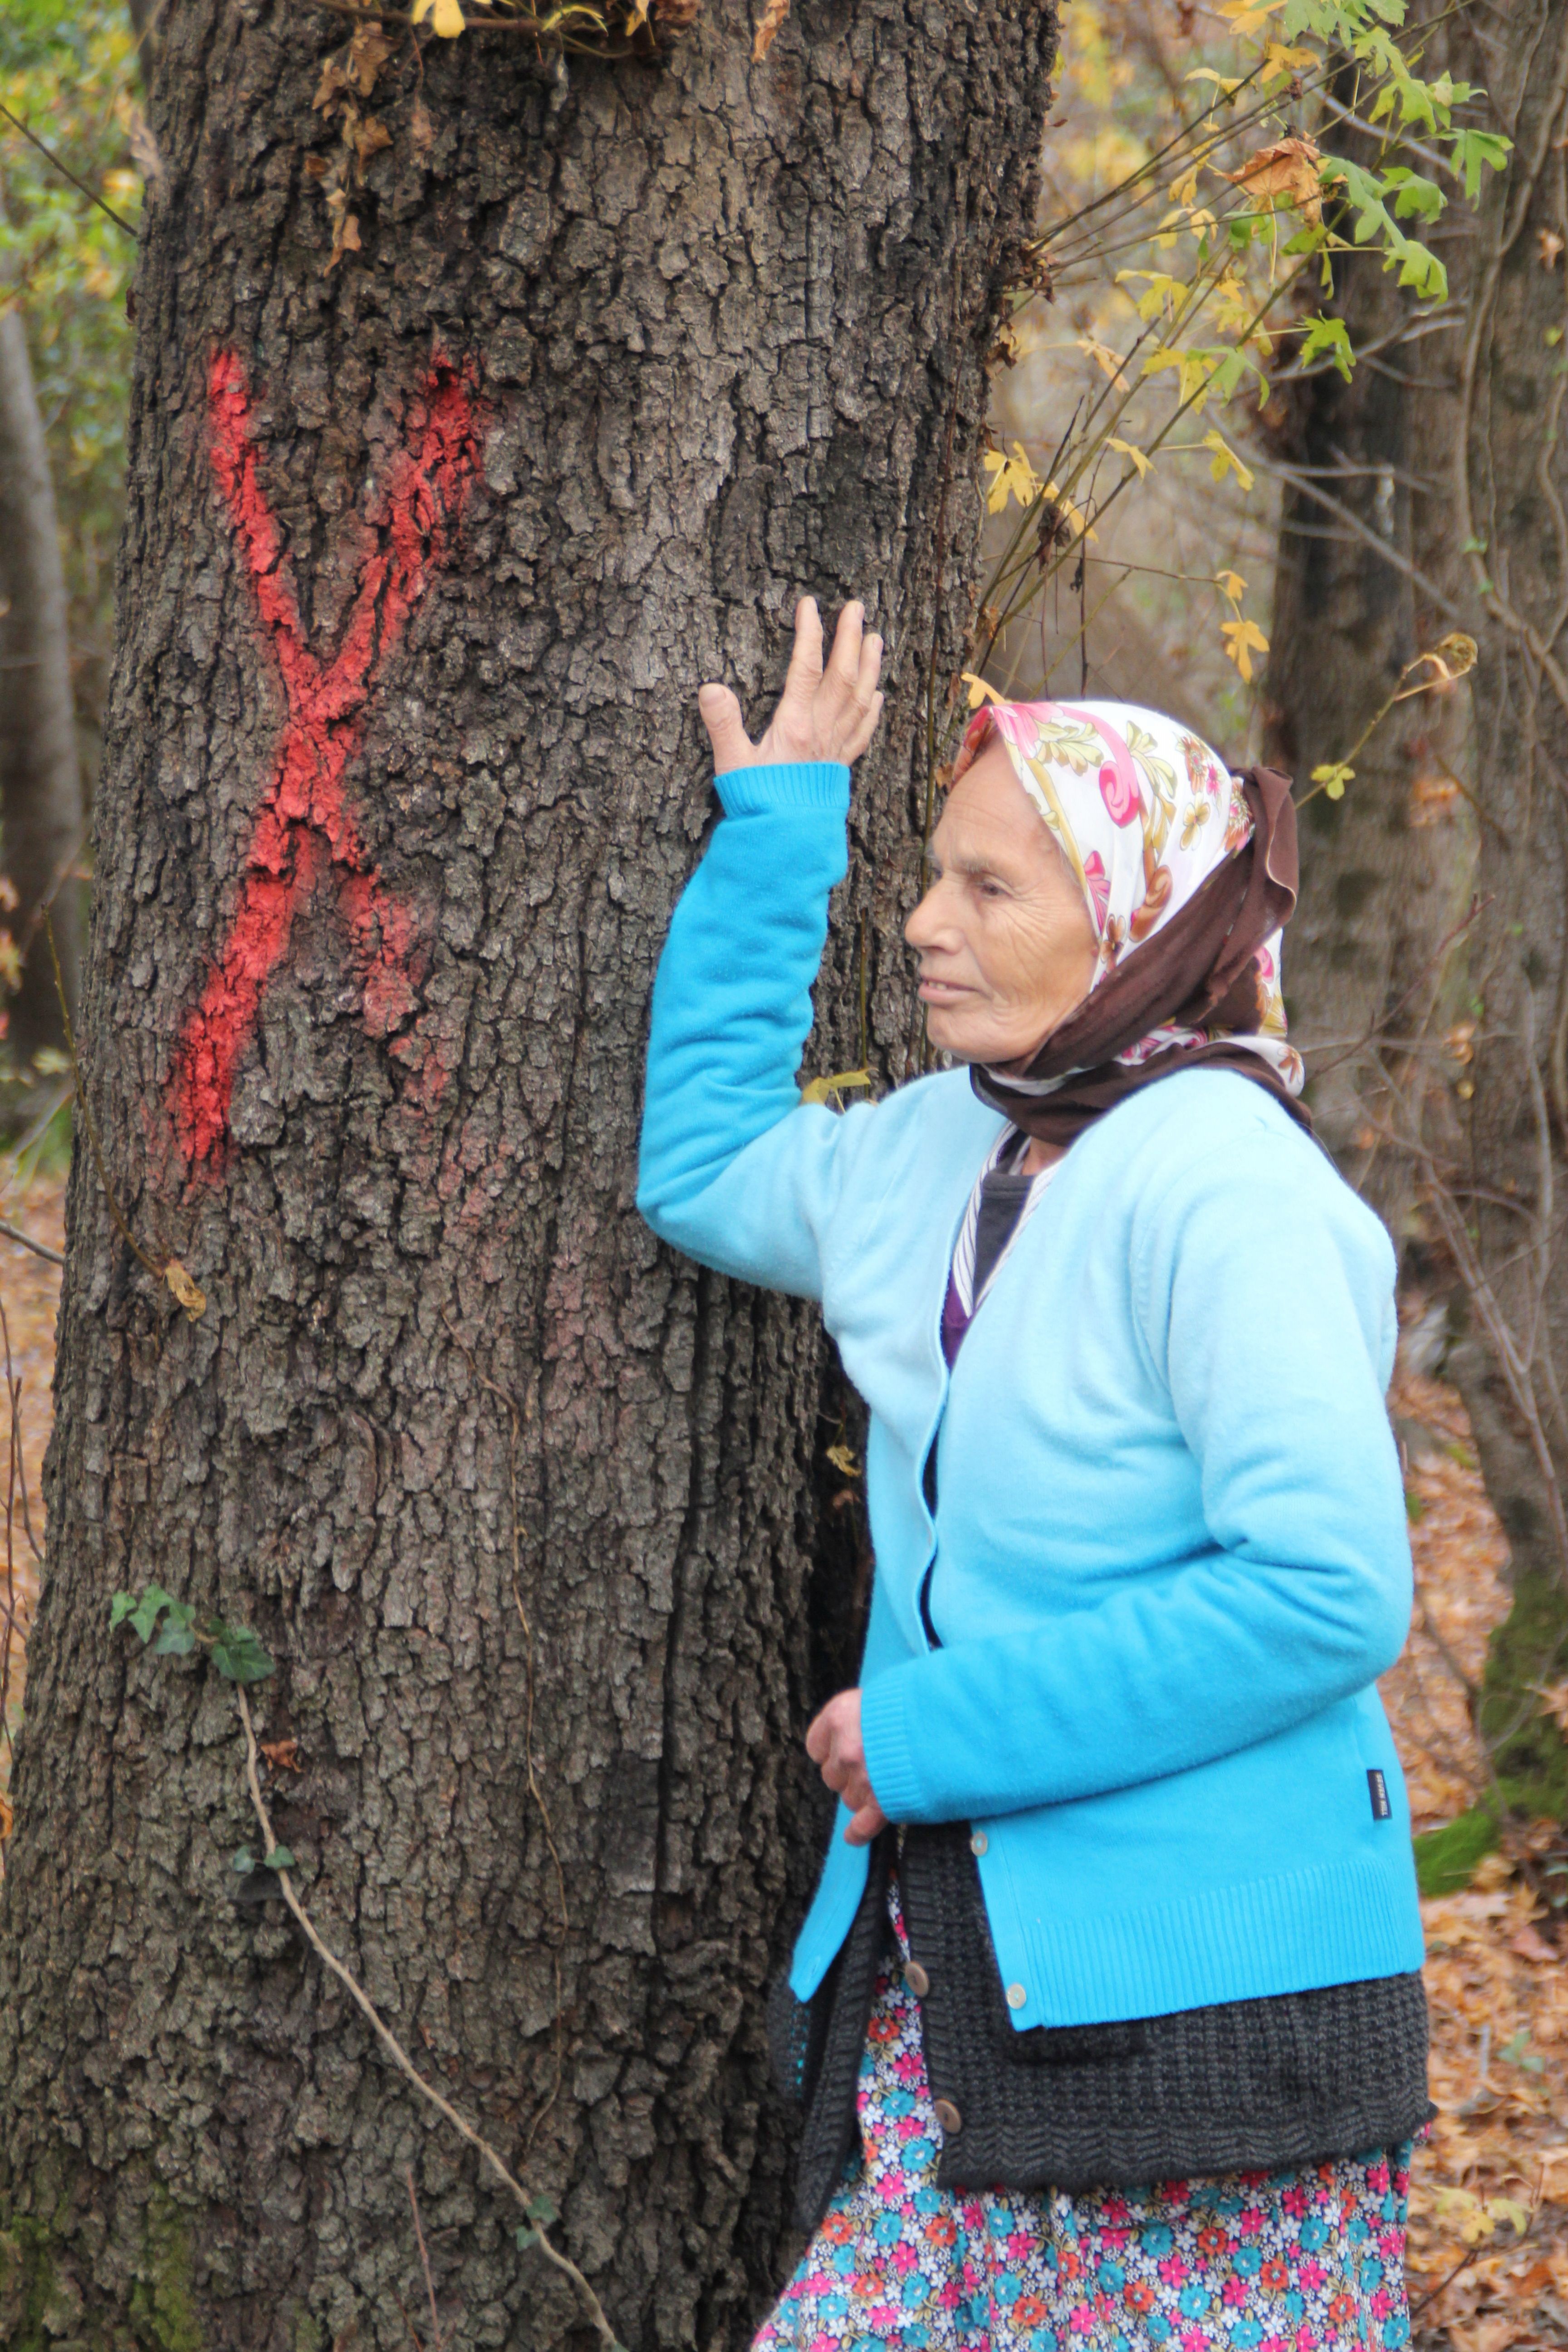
[0,1171,1563,2347]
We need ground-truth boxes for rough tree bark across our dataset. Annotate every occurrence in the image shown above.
[0,308,85,1070]
[0,1,1057,2346]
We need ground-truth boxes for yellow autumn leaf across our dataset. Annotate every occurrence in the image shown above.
[1215,569,1248,604]
[1116,268,1187,323]
[1202,430,1254,491]
[1261,39,1316,80]
[1219,0,1284,34]
[1167,163,1201,208]
[1043,477,1098,543]
[825,1442,861,1478]
[961,673,1006,710]
[1142,346,1212,408]
[801,1068,871,1107]
[412,0,466,35]
[1107,436,1153,479]
[1221,617,1269,683]
[982,443,1044,514]
[1310,760,1354,800]
[1075,333,1129,387]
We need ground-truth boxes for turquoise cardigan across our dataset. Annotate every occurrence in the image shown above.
[637,758,1424,2032]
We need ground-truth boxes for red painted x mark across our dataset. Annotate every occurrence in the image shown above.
[169,348,485,1171]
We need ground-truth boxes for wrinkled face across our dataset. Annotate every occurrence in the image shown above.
[905,737,1098,1066]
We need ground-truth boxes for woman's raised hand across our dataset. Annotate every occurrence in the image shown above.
[699,597,884,776]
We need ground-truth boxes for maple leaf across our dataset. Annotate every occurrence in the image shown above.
[1220,617,1269,683]
[1214,136,1323,225]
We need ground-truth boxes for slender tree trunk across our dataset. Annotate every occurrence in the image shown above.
[0,3,1056,2346]
[0,308,84,1070]
[1435,0,1568,1826]
[1260,98,1474,1234]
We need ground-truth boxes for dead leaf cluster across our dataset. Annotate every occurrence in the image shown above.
[310,21,398,270]
[1382,1365,1568,2351]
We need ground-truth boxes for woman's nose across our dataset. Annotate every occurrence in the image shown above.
[905,882,944,950]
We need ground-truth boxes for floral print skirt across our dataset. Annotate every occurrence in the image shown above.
[755,1879,1414,2352]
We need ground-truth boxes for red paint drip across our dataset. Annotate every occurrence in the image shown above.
[169,349,484,1169]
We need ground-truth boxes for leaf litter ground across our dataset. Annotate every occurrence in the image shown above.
[0,1187,1561,2343]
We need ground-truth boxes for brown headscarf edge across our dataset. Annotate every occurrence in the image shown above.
[970,768,1312,1147]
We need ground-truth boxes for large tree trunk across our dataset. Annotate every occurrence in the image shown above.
[0,309,84,1072]
[0,2,1056,2344]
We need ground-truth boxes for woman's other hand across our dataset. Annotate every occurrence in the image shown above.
[805,1688,888,1847]
[699,597,884,776]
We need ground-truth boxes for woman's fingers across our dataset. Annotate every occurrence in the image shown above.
[779,596,826,715]
[843,1798,887,1848]
[698,681,755,775]
[818,601,864,720]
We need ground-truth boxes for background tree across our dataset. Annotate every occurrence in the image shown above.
[0,2,1058,2347]
[0,306,83,1064]
[1259,79,1475,1229]
[1428,0,1568,1837]
[0,0,144,1086]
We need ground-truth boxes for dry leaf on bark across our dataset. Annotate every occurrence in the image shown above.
[345,111,392,183]
[1214,136,1323,223]
[163,1259,206,1320]
[752,0,789,59]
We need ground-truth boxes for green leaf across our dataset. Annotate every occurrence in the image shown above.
[109,1591,137,1630]
[129,1585,173,1644]
[153,1599,197,1656]
[514,2227,539,2252]
[208,1623,275,1685]
[525,2194,559,2226]
[1382,167,1446,224]
[1451,127,1511,203]
[232,1847,255,1876]
[261,1846,295,1872]
[1298,315,1354,382]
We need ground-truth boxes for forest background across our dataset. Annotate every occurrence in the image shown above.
[2,0,1568,2345]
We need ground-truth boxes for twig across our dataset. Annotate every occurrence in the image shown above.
[234,1685,621,2349]
[0,1219,63,1269]
[1410,2241,1483,2319]
[0,1299,21,1786]
[1250,454,1469,625]
[0,101,139,235]
[406,2167,446,2352]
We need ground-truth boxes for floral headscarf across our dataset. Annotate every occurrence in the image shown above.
[954,698,1306,1142]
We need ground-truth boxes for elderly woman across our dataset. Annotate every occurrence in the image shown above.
[638,599,1429,2352]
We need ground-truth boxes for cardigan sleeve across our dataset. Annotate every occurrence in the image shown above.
[637,760,876,1299]
[859,1130,1412,1825]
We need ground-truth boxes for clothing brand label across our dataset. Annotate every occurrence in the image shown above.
[1367,1769,1392,1821]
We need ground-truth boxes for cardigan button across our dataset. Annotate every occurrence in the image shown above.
[904,1960,931,1999]
[933,2098,963,2136]
[970,1831,988,1857]
[1005,1983,1028,2010]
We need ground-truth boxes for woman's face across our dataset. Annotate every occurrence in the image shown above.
[905,736,1098,1066]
